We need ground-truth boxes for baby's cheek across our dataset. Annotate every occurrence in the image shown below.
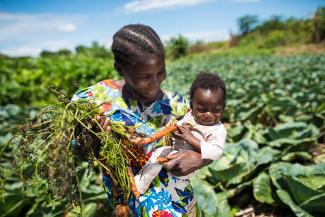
[214,113,221,121]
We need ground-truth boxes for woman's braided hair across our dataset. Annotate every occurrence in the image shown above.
[111,24,164,66]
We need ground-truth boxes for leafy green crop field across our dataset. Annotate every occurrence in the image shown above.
[0,53,324,216]
[164,54,325,216]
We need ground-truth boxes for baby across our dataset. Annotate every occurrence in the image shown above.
[135,73,227,193]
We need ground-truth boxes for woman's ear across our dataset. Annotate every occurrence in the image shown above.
[114,62,123,77]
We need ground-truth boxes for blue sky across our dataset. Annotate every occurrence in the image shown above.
[0,0,324,56]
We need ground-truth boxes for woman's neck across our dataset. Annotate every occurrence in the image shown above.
[122,83,164,106]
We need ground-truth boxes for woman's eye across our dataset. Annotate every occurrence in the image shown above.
[158,70,166,76]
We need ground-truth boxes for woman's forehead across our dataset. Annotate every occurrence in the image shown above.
[127,56,165,74]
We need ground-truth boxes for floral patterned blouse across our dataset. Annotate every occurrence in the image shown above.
[72,80,200,217]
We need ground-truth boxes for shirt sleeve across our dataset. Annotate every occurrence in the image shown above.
[71,84,97,103]
[169,92,190,118]
[200,124,227,160]
[70,80,119,115]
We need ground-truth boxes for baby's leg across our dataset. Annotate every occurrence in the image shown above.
[134,146,175,194]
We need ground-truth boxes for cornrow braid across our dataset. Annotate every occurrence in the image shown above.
[111,24,164,66]
[190,72,226,106]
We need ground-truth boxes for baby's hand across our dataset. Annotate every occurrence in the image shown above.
[174,125,196,144]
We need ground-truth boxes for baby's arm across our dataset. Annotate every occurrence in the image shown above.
[174,124,227,160]
[174,125,201,153]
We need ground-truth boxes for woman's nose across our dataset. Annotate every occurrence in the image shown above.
[152,76,160,87]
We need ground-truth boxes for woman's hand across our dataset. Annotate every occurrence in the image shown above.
[94,115,112,132]
[162,150,212,176]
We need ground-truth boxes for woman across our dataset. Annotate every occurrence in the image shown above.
[72,24,211,216]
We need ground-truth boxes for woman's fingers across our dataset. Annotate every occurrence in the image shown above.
[164,150,206,176]
[100,116,106,126]
[165,153,178,160]
[163,159,178,172]
[103,119,112,132]
[103,118,109,129]
[95,115,112,132]
[163,153,180,171]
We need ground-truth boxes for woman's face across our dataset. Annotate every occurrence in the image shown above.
[117,55,166,104]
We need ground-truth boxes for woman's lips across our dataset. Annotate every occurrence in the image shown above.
[146,89,159,96]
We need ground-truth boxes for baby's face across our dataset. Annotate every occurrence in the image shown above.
[191,88,224,126]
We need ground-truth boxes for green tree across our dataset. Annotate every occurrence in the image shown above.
[237,15,259,36]
[256,15,285,33]
[75,42,111,58]
[166,35,190,59]
[314,6,325,43]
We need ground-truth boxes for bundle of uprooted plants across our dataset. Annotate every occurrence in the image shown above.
[11,87,177,216]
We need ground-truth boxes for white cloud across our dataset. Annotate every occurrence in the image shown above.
[57,23,77,32]
[124,0,215,13]
[2,46,42,57]
[0,12,82,40]
[162,30,229,42]
[2,40,75,57]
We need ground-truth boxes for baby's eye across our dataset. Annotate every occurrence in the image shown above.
[138,75,150,80]
[197,108,208,113]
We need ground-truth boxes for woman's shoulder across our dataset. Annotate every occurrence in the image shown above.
[71,79,123,102]
[162,89,187,102]
[162,89,190,117]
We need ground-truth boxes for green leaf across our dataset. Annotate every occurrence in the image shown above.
[281,152,312,162]
[253,172,275,205]
[208,163,256,186]
[255,146,280,165]
[264,122,319,150]
[300,192,325,213]
[191,177,218,216]
[285,175,321,205]
[227,180,252,198]
[0,200,26,217]
[297,176,325,190]
[215,192,232,217]
[269,163,325,215]
[276,189,313,217]
[82,202,97,217]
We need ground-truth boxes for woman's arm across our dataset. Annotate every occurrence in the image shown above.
[162,149,212,176]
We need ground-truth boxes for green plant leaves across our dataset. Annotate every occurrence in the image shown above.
[276,190,313,217]
[2,53,325,216]
[269,163,325,215]
[253,172,275,205]
[191,177,232,217]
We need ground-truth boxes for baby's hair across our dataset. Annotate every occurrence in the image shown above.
[111,24,164,66]
[190,72,226,105]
